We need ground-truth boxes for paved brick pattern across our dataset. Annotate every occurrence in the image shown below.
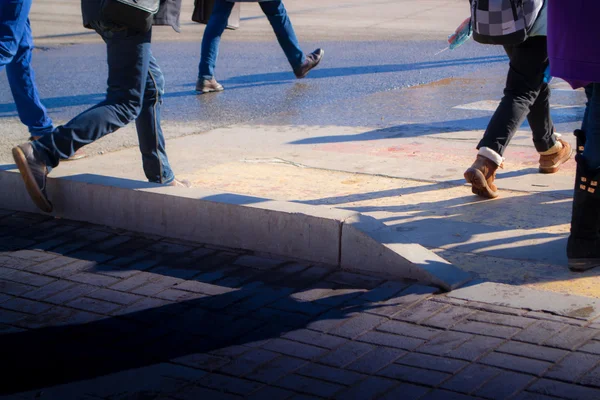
[2,211,600,399]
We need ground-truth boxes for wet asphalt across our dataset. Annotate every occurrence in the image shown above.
[0,38,584,153]
[1,40,503,123]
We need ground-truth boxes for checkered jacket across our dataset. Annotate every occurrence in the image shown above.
[471,0,544,45]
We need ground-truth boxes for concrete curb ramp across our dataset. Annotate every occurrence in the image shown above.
[0,170,472,291]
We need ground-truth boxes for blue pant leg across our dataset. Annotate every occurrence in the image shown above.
[0,0,31,68]
[583,83,600,170]
[198,0,234,80]
[259,0,305,70]
[581,84,594,134]
[135,51,175,184]
[33,26,152,169]
[6,19,54,136]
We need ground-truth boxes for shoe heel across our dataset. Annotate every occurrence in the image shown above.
[464,169,498,199]
[11,146,53,213]
[569,258,600,272]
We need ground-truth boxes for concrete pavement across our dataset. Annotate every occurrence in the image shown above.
[3,211,600,400]
[0,1,595,318]
[2,1,599,398]
[8,69,588,297]
[29,0,474,46]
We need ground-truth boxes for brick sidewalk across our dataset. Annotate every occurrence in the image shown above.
[1,210,600,400]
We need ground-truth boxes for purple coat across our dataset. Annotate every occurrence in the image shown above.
[547,0,600,88]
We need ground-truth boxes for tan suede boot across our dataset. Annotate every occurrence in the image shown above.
[464,155,501,199]
[539,138,573,174]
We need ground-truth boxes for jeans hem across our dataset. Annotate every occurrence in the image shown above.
[156,175,175,185]
[533,134,557,154]
[30,140,55,169]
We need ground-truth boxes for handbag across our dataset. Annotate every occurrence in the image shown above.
[192,0,240,30]
[101,0,160,33]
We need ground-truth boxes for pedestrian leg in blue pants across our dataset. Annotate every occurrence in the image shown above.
[259,0,304,71]
[0,0,53,137]
[197,0,323,92]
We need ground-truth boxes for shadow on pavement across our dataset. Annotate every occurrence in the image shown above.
[297,169,544,207]
[0,93,106,116]
[0,164,17,171]
[58,173,164,190]
[289,115,583,144]
[296,174,592,284]
[0,254,400,394]
[222,56,507,85]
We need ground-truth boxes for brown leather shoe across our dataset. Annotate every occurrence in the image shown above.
[166,178,192,188]
[196,78,224,94]
[12,143,53,213]
[294,48,324,79]
[539,138,573,174]
[464,155,501,199]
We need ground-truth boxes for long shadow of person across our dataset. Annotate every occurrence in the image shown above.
[1,285,394,395]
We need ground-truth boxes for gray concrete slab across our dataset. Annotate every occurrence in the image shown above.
[449,282,600,320]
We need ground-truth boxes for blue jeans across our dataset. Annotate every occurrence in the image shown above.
[582,83,600,170]
[32,23,175,184]
[0,0,53,136]
[199,0,305,80]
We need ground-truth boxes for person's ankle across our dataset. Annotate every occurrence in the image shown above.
[539,140,564,156]
[477,147,504,166]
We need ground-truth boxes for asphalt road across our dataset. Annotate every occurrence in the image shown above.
[0,38,512,159]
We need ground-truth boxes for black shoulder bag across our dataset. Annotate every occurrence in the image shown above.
[101,0,161,33]
[192,0,240,30]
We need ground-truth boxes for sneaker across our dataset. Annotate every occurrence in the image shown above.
[195,78,224,94]
[12,143,53,213]
[539,138,573,174]
[294,48,324,79]
[166,178,192,188]
[464,155,501,199]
